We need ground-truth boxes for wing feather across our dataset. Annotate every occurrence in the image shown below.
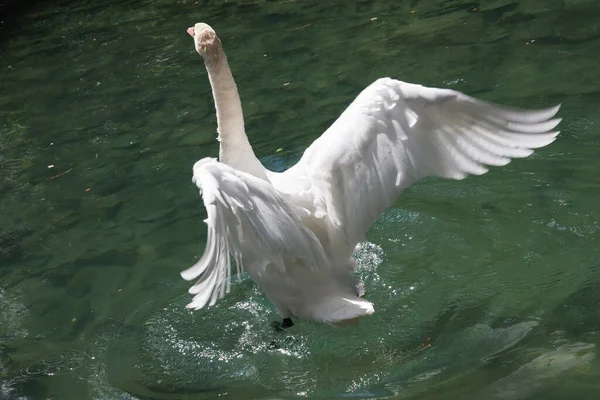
[281,78,561,248]
[181,158,329,310]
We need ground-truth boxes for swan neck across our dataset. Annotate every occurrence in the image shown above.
[204,53,266,180]
[205,54,244,144]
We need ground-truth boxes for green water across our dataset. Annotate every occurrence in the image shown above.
[2,0,600,398]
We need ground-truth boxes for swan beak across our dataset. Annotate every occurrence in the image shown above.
[187,27,195,37]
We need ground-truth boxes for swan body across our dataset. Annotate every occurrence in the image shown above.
[181,23,561,325]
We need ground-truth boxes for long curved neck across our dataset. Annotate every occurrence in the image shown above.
[204,52,267,180]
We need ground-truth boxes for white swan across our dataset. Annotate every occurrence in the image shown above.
[181,22,561,327]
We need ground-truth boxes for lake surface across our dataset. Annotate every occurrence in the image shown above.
[2,0,600,398]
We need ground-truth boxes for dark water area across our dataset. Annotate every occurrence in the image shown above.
[1,0,600,399]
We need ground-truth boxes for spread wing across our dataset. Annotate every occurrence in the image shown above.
[181,158,328,310]
[284,78,561,248]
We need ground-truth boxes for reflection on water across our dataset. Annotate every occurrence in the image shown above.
[481,341,595,400]
[2,0,600,398]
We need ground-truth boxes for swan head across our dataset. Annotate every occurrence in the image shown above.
[187,22,222,61]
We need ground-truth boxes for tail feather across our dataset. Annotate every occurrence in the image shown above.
[314,296,374,324]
